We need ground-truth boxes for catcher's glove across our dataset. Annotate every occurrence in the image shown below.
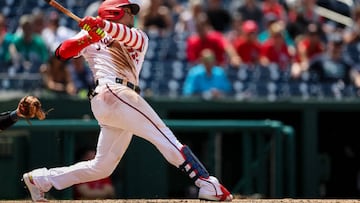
[17,96,46,120]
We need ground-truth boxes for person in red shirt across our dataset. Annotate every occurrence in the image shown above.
[233,20,261,66]
[74,148,116,200]
[259,21,293,71]
[186,13,240,67]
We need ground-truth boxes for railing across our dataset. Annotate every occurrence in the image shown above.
[6,119,295,199]
[0,73,42,90]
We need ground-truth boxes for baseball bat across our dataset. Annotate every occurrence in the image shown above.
[314,6,353,27]
[43,0,81,22]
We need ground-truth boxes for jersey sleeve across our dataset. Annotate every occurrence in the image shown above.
[102,21,147,52]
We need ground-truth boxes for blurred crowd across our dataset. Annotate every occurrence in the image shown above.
[2,0,360,100]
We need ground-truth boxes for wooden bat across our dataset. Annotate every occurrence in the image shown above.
[43,0,81,22]
[314,5,353,27]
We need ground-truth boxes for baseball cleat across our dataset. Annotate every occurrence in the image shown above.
[22,173,48,202]
[197,176,233,201]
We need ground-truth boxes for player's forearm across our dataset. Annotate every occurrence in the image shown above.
[103,21,146,50]
[55,35,93,60]
[0,110,19,131]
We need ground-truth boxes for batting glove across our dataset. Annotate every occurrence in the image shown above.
[79,16,105,31]
[87,26,105,43]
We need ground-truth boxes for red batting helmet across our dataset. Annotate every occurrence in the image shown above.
[98,0,140,21]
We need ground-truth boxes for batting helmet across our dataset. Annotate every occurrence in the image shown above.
[98,0,140,21]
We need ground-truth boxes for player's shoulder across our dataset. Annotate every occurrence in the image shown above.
[132,27,149,39]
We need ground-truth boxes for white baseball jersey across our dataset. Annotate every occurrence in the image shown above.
[79,21,149,85]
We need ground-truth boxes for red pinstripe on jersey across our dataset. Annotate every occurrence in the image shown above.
[103,21,145,51]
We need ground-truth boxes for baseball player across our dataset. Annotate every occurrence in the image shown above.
[0,96,46,132]
[22,0,233,201]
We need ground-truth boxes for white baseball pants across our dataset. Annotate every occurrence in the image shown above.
[31,83,185,192]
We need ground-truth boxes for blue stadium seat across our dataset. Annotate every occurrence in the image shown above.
[0,0,6,7]
[167,79,182,98]
[165,32,189,61]
[140,60,153,80]
[318,82,347,99]
[146,36,170,60]
[1,6,11,17]
[286,81,306,98]
[6,0,15,6]
[235,64,253,82]
[276,82,291,98]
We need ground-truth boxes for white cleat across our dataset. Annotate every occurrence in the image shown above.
[22,173,48,202]
[197,176,233,201]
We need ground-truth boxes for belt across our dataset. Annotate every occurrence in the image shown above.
[96,77,141,94]
[88,88,98,100]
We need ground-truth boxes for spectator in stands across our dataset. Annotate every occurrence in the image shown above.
[174,0,204,35]
[308,33,360,88]
[0,13,13,72]
[182,49,232,99]
[40,55,76,96]
[298,0,323,24]
[236,0,264,31]
[41,11,76,53]
[205,0,232,33]
[291,23,326,79]
[258,13,295,48]
[233,20,261,66]
[285,0,324,40]
[343,5,360,85]
[9,14,49,73]
[138,0,173,36]
[226,13,243,43]
[259,21,294,71]
[186,13,240,67]
[261,0,287,23]
[32,9,46,36]
[74,147,116,200]
[161,0,184,19]
[68,56,95,96]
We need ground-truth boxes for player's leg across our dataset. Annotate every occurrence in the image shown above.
[101,86,233,201]
[23,126,132,201]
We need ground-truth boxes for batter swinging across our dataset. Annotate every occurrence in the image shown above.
[22,0,233,201]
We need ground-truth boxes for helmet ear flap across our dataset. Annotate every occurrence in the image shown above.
[112,7,125,20]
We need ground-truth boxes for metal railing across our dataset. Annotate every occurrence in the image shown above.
[6,119,295,198]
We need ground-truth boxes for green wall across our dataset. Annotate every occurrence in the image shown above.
[1,96,360,199]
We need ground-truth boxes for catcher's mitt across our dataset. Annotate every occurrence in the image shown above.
[17,96,46,120]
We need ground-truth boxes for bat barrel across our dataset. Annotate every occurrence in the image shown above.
[44,0,81,22]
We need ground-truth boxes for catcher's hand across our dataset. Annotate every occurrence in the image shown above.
[17,96,46,120]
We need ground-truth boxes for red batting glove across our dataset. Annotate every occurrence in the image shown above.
[79,16,105,31]
[87,26,105,43]
[94,17,105,28]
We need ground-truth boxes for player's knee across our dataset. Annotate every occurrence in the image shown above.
[89,158,117,178]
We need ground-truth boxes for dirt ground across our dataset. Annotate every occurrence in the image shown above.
[1,199,360,203]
